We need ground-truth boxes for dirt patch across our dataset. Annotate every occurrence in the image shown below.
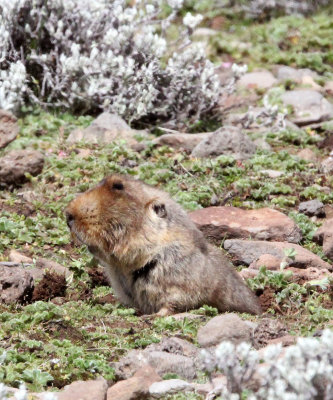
[95,293,116,305]
[258,287,276,312]
[45,320,85,342]
[32,271,67,301]
[0,200,35,217]
[67,282,92,301]
[88,266,109,287]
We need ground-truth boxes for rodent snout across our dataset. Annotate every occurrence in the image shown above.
[65,211,75,229]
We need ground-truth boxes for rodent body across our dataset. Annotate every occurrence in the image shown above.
[65,174,261,315]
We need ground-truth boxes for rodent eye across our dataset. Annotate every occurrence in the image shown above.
[112,181,124,190]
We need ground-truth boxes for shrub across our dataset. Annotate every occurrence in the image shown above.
[0,0,220,129]
[202,329,333,399]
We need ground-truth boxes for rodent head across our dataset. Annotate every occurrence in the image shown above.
[65,174,168,261]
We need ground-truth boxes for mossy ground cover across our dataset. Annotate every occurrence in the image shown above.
[1,8,333,396]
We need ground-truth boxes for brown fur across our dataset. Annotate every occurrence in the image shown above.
[65,174,262,315]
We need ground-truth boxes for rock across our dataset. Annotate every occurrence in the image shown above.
[0,266,34,304]
[191,126,256,160]
[114,338,198,380]
[259,169,283,178]
[107,366,161,400]
[0,110,18,149]
[281,90,333,125]
[267,335,297,347]
[313,218,333,260]
[224,239,332,270]
[318,133,333,151]
[298,199,325,217]
[189,206,302,244]
[301,75,322,91]
[8,250,32,264]
[288,267,332,283]
[276,66,319,83]
[197,313,252,347]
[237,71,277,90]
[67,113,146,145]
[296,148,318,162]
[253,138,272,151]
[253,318,288,349]
[249,254,282,270]
[149,379,193,398]
[152,132,209,153]
[324,81,333,96]
[239,268,259,279]
[36,258,71,278]
[321,155,333,174]
[57,379,108,400]
[171,312,204,321]
[0,150,44,186]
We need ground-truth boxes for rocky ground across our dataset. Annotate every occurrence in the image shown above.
[0,5,333,400]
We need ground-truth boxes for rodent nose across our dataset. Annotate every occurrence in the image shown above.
[65,211,75,229]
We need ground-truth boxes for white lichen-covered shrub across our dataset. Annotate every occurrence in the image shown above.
[241,0,332,19]
[202,329,333,400]
[0,0,220,128]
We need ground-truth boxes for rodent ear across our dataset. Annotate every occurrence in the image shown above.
[152,202,167,218]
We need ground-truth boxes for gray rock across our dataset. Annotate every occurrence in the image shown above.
[149,379,193,398]
[298,200,325,217]
[0,150,44,186]
[276,66,319,82]
[224,239,332,270]
[253,138,272,151]
[259,170,284,178]
[67,112,147,145]
[191,126,256,160]
[0,266,34,304]
[153,132,210,153]
[197,313,252,347]
[237,71,277,90]
[281,90,333,125]
[114,338,198,380]
[0,110,18,149]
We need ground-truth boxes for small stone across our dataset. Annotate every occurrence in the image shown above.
[253,318,288,349]
[297,148,318,162]
[107,366,161,400]
[281,90,333,125]
[57,379,108,400]
[276,66,319,83]
[224,239,332,270]
[149,379,193,398]
[152,132,209,153]
[249,254,281,270]
[267,335,297,347]
[298,199,325,217]
[67,112,147,145]
[321,156,333,174]
[36,258,71,277]
[0,109,19,149]
[191,126,256,160]
[8,250,32,264]
[0,150,44,186]
[237,71,277,90]
[253,138,272,151]
[260,169,283,178]
[324,81,333,96]
[0,266,34,304]
[197,313,252,347]
[287,267,332,283]
[114,338,198,380]
[189,207,302,244]
[313,218,333,260]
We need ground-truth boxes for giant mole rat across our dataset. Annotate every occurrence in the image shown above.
[65,174,261,315]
